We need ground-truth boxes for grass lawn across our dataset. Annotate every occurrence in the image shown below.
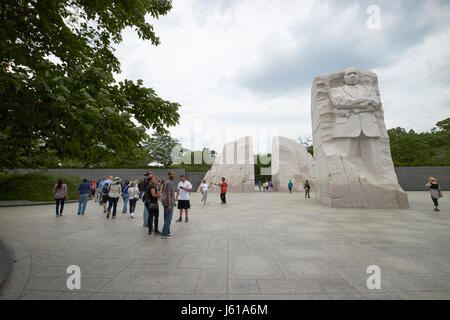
[0,173,83,202]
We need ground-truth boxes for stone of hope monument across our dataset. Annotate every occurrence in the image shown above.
[311,67,409,208]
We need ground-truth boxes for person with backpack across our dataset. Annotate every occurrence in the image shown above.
[101,176,113,213]
[90,180,97,200]
[288,180,294,194]
[53,179,68,217]
[128,182,140,218]
[106,177,122,219]
[121,180,130,214]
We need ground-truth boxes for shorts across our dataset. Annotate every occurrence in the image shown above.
[177,200,191,209]
[102,195,109,204]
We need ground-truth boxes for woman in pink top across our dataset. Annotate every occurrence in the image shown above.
[53,179,68,217]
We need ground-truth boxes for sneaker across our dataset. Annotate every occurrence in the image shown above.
[154,231,162,236]
[185,218,189,223]
[106,212,110,219]
[130,214,135,219]
[77,213,81,215]
[175,218,182,223]
[143,224,148,227]
[112,216,116,219]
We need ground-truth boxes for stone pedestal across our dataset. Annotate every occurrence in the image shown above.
[311,67,409,208]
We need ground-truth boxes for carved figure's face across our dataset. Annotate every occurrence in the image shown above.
[344,70,360,85]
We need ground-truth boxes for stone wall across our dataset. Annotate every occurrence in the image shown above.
[395,167,450,191]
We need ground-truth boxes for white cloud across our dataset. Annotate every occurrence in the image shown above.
[114,0,450,153]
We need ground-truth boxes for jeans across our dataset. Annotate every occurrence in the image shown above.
[139,191,144,199]
[122,194,129,213]
[146,202,160,233]
[220,193,226,204]
[162,205,174,236]
[288,187,292,194]
[201,191,208,203]
[432,197,439,207]
[129,198,137,214]
[55,198,65,215]
[77,194,89,214]
[107,197,119,217]
[143,204,149,226]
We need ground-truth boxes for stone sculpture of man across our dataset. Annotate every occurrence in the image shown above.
[329,67,385,182]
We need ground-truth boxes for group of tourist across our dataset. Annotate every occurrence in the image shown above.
[52,172,230,238]
[52,175,443,221]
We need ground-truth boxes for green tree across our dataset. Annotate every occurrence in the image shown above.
[0,0,180,170]
[144,132,181,167]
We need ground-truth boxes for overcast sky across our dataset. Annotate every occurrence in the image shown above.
[115,0,450,154]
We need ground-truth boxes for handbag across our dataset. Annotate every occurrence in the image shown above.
[145,200,158,210]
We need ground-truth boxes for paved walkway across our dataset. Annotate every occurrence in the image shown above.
[0,192,449,300]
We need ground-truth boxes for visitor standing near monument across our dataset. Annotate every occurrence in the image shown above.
[106,177,122,219]
[200,180,209,204]
[426,177,442,212]
[76,179,91,216]
[176,175,192,223]
[288,180,294,193]
[53,179,68,217]
[145,176,162,235]
[121,180,130,214]
[128,182,140,218]
[142,171,153,227]
[304,180,311,199]
[216,178,228,204]
[161,171,176,238]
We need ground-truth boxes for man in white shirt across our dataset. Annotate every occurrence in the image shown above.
[200,180,209,205]
[176,175,192,223]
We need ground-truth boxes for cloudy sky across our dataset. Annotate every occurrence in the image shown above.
[115,0,450,154]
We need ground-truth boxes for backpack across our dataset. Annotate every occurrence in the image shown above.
[138,181,144,191]
[102,183,110,194]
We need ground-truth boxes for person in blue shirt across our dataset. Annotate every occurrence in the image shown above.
[77,179,92,215]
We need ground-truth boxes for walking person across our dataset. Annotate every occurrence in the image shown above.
[76,178,91,215]
[304,179,311,199]
[426,177,442,212]
[161,171,176,238]
[288,180,294,194]
[216,177,228,205]
[200,180,209,205]
[106,177,122,219]
[90,180,97,200]
[176,175,192,223]
[100,176,113,212]
[121,180,130,214]
[142,172,152,227]
[145,176,162,235]
[53,179,68,217]
[127,182,140,218]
